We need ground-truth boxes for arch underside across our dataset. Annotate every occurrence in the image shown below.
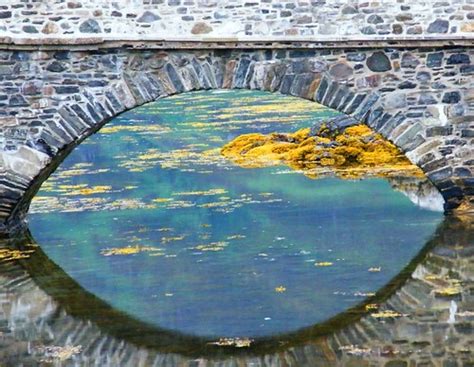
[0,48,472,228]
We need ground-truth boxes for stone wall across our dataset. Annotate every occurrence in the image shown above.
[0,45,472,227]
[0,0,473,40]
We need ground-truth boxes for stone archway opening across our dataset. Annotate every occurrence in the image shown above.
[25,88,445,341]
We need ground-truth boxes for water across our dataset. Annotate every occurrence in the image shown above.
[28,90,444,339]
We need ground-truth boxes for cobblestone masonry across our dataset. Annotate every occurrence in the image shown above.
[0,0,473,39]
[0,45,472,228]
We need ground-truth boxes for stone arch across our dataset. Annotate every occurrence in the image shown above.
[1,49,471,228]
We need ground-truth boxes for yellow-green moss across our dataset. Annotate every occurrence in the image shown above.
[221,125,425,179]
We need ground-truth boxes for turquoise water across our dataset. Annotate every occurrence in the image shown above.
[28,90,443,338]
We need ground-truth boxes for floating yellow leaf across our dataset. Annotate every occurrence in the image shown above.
[368,267,381,272]
[315,262,333,267]
[275,286,287,293]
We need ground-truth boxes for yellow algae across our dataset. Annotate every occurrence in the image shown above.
[315,262,334,267]
[152,198,173,203]
[62,185,112,196]
[0,248,35,262]
[434,285,462,297]
[161,236,185,244]
[227,234,246,240]
[172,188,227,196]
[365,304,379,311]
[221,124,424,179]
[101,245,162,256]
[194,241,228,251]
[275,286,287,293]
[99,125,170,134]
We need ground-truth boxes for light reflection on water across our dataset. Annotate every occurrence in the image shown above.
[25,90,446,339]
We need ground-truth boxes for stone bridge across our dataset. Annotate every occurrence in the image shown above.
[0,0,473,229]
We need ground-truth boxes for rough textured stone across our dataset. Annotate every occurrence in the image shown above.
[191,22,213,34]
[427,19,449,33]
[329,63,353,80]
[137,11,161,22]
[367,52,392,72]
[79,19,101,33]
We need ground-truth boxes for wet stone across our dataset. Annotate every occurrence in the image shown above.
[0,11,12,19]
[367,51,392,72]
[446,54,470,65]
[398,81,417,89]
[426,52,444,68]
[54,86,80,94]
[426,126,453,137]
[9,95,28,107]
[46,61,67,73]
[442,92,461,104]
[460,65,474,74]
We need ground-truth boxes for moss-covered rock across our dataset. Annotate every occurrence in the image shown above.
[221,124,425,179]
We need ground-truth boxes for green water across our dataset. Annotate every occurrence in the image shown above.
[28,90,443,338]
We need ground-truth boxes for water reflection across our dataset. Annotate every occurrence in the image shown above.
[388,176,445,212]
[0,215,471,365]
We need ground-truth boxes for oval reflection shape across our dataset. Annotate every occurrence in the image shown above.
[28,90,444,338]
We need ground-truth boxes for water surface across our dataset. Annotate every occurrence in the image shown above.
[29,90,444,338]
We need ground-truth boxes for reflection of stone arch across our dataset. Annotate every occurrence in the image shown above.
[1,48,472,227]
[1,217,471,364]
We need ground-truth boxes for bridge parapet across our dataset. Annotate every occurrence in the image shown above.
[0,0,473,40]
